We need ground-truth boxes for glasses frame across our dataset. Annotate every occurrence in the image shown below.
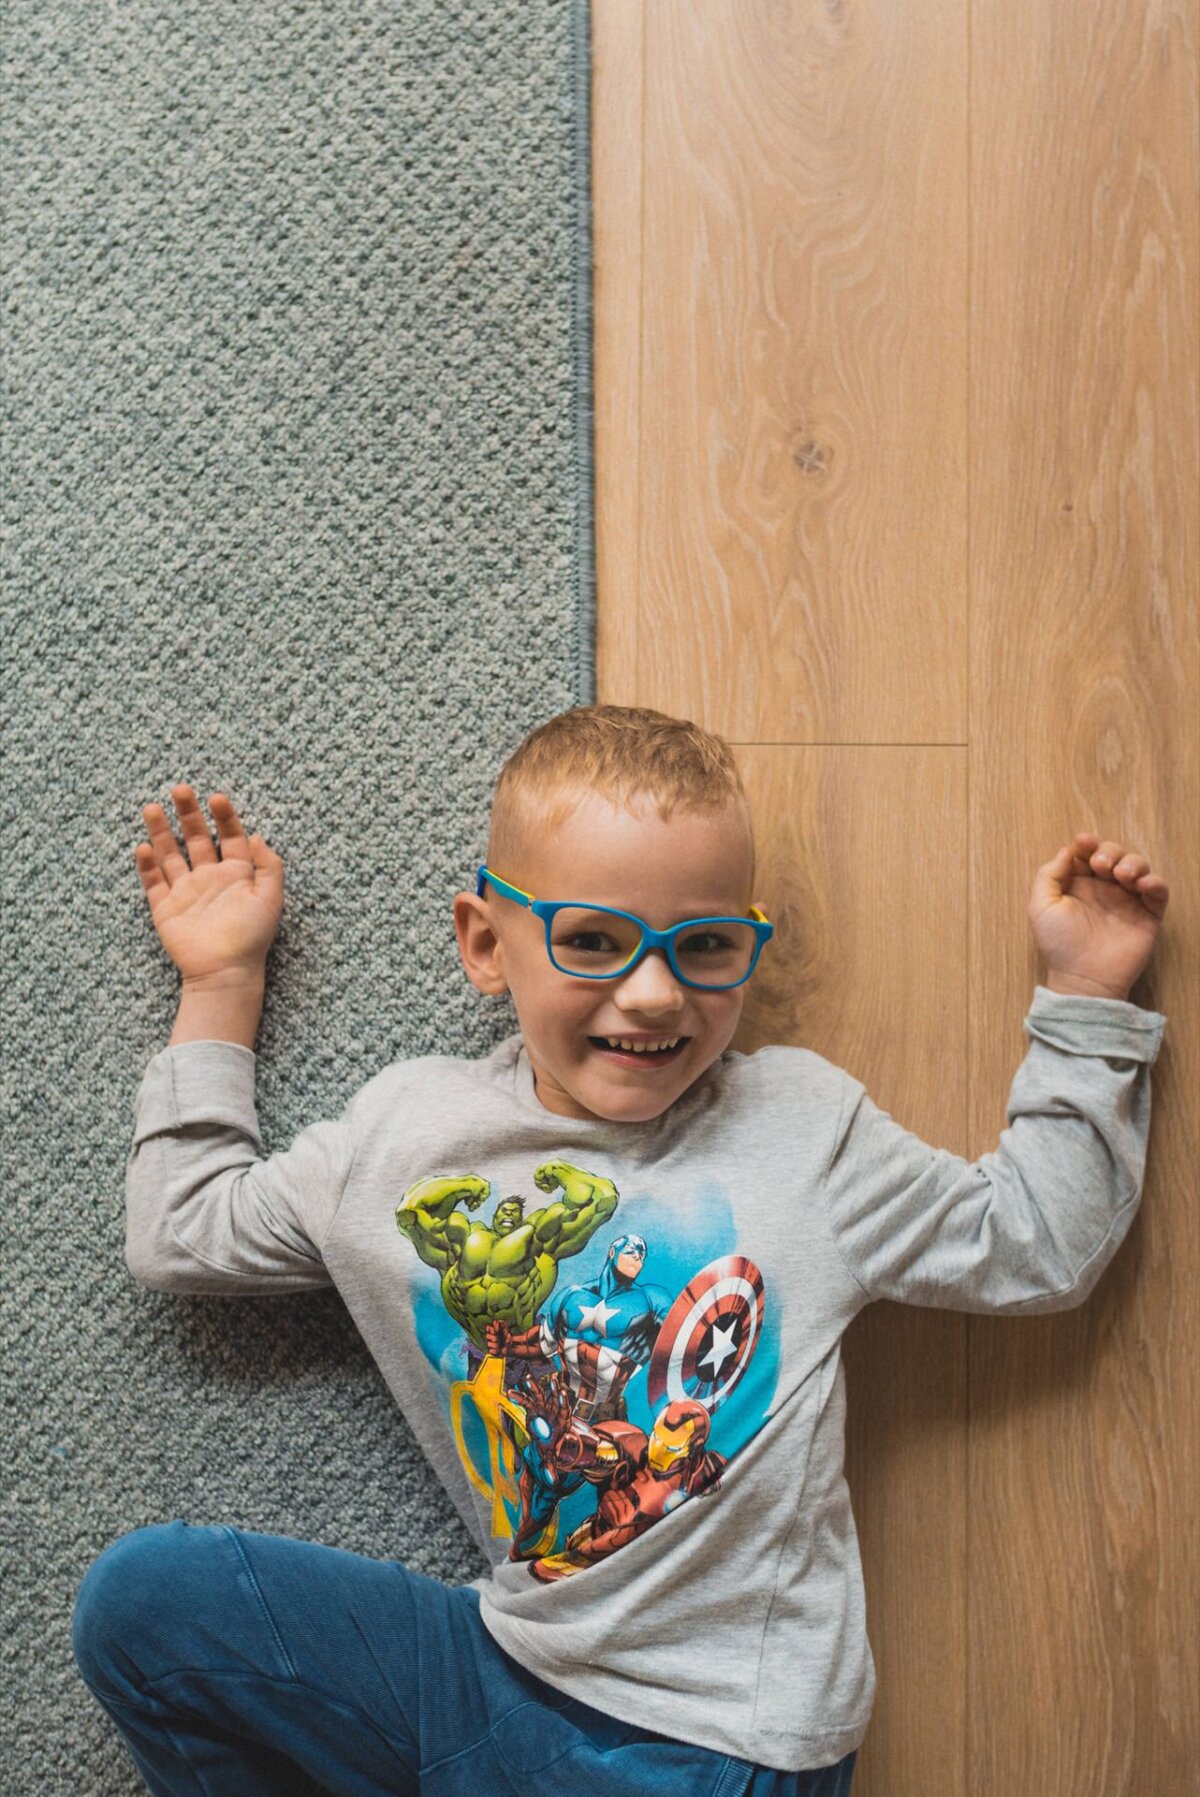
[475,865,774,991]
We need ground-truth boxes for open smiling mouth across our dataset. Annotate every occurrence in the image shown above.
[587,1037,690,1066]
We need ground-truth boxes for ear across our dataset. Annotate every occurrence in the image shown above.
[453,892,509,995]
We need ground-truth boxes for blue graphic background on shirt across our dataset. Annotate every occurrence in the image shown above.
[397,1159,780,1583]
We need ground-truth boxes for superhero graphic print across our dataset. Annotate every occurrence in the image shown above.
[395,1159,779,1581]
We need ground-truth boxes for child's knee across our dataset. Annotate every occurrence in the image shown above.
[71,1520,207,1694]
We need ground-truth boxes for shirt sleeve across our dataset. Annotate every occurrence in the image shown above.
[821,986,1167,1314]
[124,1039,367,1294]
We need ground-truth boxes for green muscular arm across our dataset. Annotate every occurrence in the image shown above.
[529,1160,619,1258]
[395,1174,489,1272]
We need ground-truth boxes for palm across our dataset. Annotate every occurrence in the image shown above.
[149,857,281,980]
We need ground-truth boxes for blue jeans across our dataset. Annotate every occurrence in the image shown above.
[72,1521,859,1796]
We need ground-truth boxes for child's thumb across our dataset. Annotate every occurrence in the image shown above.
[1031,842,1074,908]
[249,833,284,891]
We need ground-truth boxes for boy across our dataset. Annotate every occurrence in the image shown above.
[72,704,1170,1796]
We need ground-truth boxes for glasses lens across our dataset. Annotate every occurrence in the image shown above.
[549,908,642,976]
[549,910,758,987]
[673,920,758,987]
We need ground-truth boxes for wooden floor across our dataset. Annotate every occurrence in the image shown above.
[589,3,1198,1790]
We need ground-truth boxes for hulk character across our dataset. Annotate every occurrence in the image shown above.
[395,1160,619,1364]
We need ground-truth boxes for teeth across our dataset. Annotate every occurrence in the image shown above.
[604,1037,681,1053]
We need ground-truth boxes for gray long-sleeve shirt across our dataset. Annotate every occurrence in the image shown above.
[122,986,1167,1771]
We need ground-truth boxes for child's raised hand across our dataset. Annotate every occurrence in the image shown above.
[1027,831,1169,1000]
[134,785,285,984]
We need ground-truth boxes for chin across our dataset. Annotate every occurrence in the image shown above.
[588,1084,681,1124]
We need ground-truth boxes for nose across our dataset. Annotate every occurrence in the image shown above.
[612,946,687,1014]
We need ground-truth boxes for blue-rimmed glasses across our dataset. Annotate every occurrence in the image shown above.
[476,866,774,991]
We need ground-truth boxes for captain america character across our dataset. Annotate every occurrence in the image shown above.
[485,1232,673,1424]
[485,1232,673,1561]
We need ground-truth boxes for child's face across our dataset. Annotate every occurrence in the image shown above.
[454,790,761,1123]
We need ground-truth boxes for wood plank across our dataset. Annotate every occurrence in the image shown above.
[969,0,1200,1786]
[632,0,967,743]
[592,0,644,702]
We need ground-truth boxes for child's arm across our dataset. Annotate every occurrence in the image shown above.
[169,968,265,1050]
[822,833,1170,1313]
[126,784,357,1294]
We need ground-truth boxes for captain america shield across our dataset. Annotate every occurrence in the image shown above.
[647,1255,764,1413]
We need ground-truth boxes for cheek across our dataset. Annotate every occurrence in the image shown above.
[706,999,744,1041]
[526,992,594,1043]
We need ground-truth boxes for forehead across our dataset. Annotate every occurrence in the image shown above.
[517,791,753,918]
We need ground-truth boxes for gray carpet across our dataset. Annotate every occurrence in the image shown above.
[1,1,594,1786]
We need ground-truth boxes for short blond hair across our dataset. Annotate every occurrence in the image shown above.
[487,703,755,884]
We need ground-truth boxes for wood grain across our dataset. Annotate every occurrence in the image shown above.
[591,0,643,694]
[631,0,967,742]
[591,0,1198,1790]
[968,0,1199,1786]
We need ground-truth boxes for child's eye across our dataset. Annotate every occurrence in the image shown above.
[563,931,617,953]
[678,930,733,955]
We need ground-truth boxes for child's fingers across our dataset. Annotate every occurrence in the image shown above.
[133,839,169,905]
[1134,871,1169,916]
[1087,839,1127,878]
[170,784,219,866]
[1070,835,1154,884]
[1068,831,1098,877]
[1092,843,1164,901]
[209,792,253,862]
[141,800,190,885]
